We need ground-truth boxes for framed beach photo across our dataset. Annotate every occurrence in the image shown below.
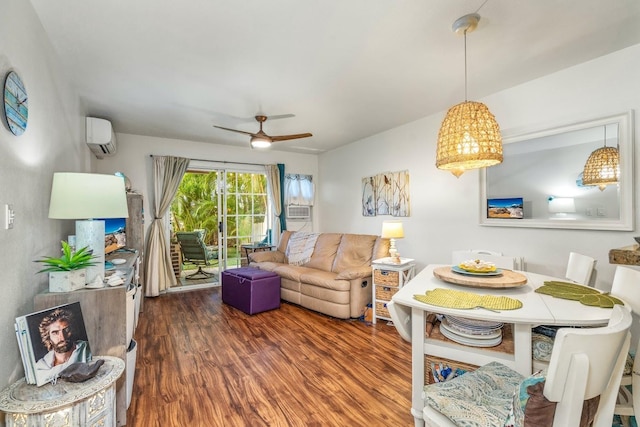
[487,197,524,219]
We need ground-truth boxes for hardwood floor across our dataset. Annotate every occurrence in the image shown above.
[128,288,414,426]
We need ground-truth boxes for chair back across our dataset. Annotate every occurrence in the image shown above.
[452,250,523,270]
[176,231,217,264]
[611,266,640,315]
[565,252,596,285]
[544,305,632,427]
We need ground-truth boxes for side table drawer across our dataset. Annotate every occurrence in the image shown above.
[375,284,399,301]
[374,269,399,286]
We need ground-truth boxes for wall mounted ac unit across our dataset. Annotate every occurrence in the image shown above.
[86,117,116,159]
[286,205,311,220]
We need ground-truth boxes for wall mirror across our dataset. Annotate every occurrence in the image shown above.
[480,111,634,230]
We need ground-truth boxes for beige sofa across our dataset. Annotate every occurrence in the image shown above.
[248,231,389,319]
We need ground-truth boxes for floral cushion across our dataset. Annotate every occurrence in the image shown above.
[423,361,525,427]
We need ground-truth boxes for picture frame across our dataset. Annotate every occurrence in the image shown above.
[16,302,92,386]
[487,197,524,219]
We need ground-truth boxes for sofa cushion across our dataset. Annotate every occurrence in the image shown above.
[304,233,342,271]
[372,237,391,261]
[273,264,319,282]
[249,250,284,264]
[299,270,350,291]
[248,261,284,272]
[332,234,378,273]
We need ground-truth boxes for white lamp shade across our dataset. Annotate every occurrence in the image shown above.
[49,173,129,219]
[548,197,576,213]
[381,221,404,239]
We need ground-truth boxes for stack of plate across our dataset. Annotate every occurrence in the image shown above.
[440,315,503,347]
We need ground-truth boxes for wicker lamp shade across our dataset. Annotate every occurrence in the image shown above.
[582,146,619,191]
[436,101,503,177]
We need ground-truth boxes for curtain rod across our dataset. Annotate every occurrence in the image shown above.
[149,154,265,167]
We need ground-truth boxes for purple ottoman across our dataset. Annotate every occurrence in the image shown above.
[221,267,281,314]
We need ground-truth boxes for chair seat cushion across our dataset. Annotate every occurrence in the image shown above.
[423,361,524,427]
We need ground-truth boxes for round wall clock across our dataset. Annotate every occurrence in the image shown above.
[3,71,28,136]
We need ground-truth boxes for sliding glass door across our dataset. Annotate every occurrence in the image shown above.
[170,166,271,284]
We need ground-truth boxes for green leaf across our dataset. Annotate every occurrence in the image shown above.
[536,282,624,308]
[35,241,98,273]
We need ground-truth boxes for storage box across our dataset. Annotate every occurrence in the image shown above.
[375,301,391,318]
[425,355,478,385]
[375,284,399,301]
[374,269,399,286]
[222,267,281,315]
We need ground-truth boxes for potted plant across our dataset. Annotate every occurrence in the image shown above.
[36,241,98,292]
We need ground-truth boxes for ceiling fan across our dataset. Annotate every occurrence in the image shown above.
[214,115,312,148]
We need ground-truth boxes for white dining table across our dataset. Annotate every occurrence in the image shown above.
[391,264,619,427]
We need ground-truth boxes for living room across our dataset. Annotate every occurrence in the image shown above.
[2,0,640,425]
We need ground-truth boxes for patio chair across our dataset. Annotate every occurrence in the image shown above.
[423,305,632,427]
[175,231,219,279]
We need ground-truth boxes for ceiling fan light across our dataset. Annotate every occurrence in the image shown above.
[250,136,271,148]
[435,101,503,177]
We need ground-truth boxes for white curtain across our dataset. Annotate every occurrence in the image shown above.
[285,174,314,206]
[265,164,282,245]
[145,156,190,296]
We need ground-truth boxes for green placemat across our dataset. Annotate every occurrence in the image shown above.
[413,288,523,310]
[535,281,624,308]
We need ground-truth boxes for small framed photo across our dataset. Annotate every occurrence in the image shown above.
[487,197,524,219]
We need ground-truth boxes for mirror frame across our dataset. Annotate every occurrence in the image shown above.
[480,111,634,231]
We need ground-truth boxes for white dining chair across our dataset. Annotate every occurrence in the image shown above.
[565,251,596,286]
[610,266,640,427]
[451,250,524,270]
[423,305,632,427]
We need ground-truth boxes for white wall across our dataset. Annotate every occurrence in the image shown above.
[0,0,87,394]
[318,43,640,290]
[92,133,319,238]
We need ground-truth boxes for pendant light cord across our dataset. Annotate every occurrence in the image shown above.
[464,30,468,101]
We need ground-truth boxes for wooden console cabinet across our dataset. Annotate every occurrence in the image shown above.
[33,252,138,426]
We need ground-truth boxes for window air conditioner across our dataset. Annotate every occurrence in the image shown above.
[286,205,311,220]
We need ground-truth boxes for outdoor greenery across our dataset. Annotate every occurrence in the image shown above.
[171,172,220,246]
[171,171,269,250]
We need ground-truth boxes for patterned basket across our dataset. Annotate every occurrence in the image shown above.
[375,285,399,301]
[374,269,399,286]
[425,355,478,385]
[375,301,391,319]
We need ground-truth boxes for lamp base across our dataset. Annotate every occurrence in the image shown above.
[76,219,105,285]
[389,239,400,263]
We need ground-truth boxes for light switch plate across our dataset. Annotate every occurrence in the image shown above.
[5,204,14,229]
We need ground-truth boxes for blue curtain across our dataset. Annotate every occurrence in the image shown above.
[278,163,287,231]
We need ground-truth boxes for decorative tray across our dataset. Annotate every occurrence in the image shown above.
[433,266,528,289]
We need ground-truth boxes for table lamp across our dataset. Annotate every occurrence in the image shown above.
[381,220,404,262]
[48,173,129,284]
[548,196,576,219]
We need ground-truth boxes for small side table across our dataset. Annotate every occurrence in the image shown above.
[241,244,275,266]
[371,258,415,325]
[0,356,124,427]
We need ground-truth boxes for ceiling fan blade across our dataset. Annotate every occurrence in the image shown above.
[271,133,313,142]
[265,114,295,121]
[213,125,256,137]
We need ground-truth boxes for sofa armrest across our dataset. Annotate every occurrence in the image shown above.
[249,250,284,263]
[336,266,373,280]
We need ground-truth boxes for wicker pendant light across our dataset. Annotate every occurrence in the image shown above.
[582,125,619,191]
[436,14,503,178]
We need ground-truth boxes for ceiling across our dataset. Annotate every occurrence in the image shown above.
[29,0,640,154]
